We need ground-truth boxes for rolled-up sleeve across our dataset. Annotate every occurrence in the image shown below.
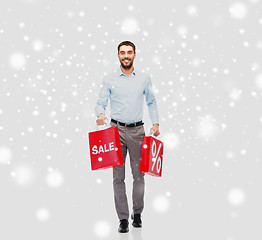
[144,76,159,125]
[95,78,110,117]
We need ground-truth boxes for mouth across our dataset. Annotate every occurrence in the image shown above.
[123,59,131,63]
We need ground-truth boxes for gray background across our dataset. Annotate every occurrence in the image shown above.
[0,0,262,239]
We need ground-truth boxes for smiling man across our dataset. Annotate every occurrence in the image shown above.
[95,41,160,233]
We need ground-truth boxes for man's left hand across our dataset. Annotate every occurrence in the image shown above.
[150,124,160,137]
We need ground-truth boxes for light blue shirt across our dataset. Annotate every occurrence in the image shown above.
[95,67,159,125]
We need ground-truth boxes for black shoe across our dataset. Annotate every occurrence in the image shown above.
[118,219,129,233]
[131,213,142,228]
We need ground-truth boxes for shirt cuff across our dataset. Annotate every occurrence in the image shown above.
[95,106,105,117]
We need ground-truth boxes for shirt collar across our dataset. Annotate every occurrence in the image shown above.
[116,66,136,77]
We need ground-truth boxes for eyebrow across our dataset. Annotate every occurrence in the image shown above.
[120,50,133,54]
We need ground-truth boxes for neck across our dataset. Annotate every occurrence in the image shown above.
[120,65,134,77]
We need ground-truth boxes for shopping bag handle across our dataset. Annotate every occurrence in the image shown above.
[147,130,159,138]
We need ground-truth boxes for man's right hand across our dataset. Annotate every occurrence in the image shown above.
[96,113,107,125]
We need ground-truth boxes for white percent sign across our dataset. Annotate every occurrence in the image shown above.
[151,140,162,173]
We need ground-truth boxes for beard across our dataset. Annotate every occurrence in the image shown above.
[120,58,134,70]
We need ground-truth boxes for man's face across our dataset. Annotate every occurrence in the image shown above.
[118,45,136,70]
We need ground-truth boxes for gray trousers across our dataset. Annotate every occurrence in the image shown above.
[111,122,145,220]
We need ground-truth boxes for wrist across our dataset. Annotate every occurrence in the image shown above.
[98,113,105,118]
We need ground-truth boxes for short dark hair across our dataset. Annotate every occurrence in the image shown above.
[117,41,136,53]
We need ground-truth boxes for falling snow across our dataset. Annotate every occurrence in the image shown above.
[0,146,13,165]
[0,0,261,240]
[152,195,170,213]
[46,168,64,188]
[228,188,246,206]
[35,207,50,222]
[94,220,111,238]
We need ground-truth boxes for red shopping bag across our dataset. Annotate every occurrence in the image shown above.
[88,126,124,170]
[140,136,164,177]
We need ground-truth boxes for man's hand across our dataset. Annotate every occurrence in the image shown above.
[96,113,107,125]
[150,124,160,137]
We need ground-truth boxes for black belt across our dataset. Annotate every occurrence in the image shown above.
[111,119,144,127]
